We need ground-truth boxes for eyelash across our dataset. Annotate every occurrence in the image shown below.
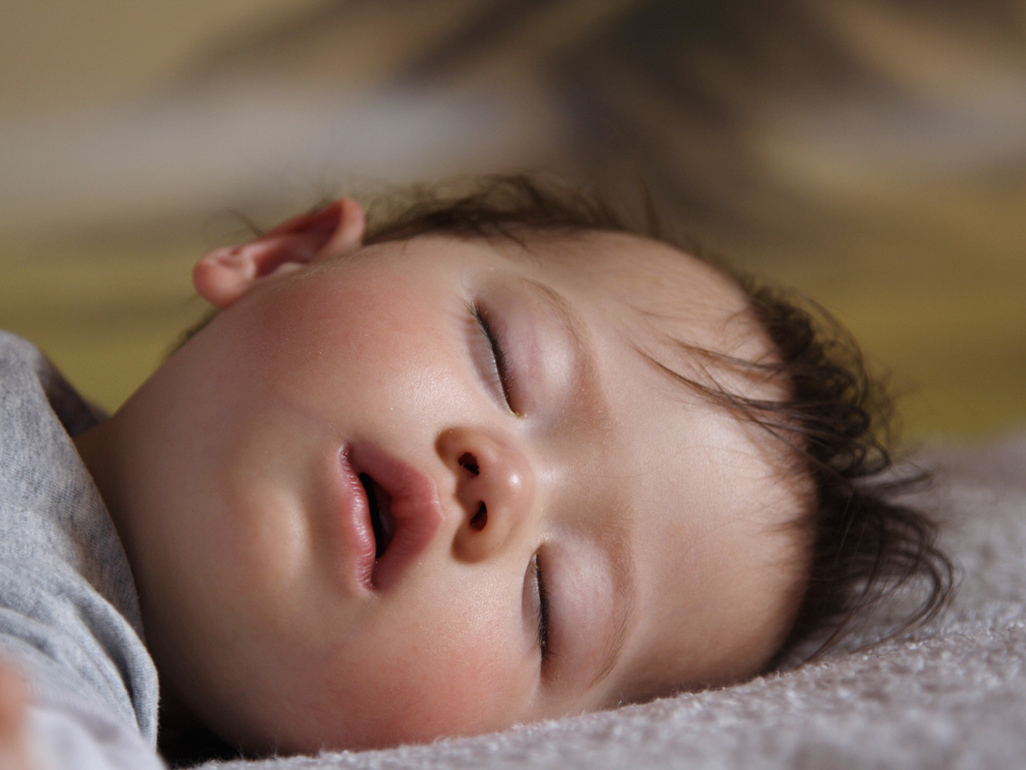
[532,553,551,660]
[472,303,517,413]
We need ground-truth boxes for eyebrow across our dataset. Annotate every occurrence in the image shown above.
[513,276,607,418]
[515,275,592,371]
[514,275,637,689]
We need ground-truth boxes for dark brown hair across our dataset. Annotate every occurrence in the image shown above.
[355,173,955,665]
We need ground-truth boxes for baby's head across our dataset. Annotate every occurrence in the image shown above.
[75,176,952,758]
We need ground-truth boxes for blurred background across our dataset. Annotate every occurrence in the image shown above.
[1,0,1024,439]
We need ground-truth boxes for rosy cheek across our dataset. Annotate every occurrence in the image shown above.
[323,660,516,749]
[291,283,469,412]
[336,607,535,747]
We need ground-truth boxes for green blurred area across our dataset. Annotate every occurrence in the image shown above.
[747,173,1026,440]
[0,236,207,413]
[777,262,1026,439]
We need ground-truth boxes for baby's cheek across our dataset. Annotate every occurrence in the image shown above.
[338,611,536,748]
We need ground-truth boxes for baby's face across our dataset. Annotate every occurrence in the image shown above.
[101,222,804,753]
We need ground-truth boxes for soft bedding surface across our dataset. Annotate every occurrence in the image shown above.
[200,433,1026,770]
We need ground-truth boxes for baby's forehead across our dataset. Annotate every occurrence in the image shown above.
[511,230,774,378]
[513,230,740,307]
[533,229,797,497]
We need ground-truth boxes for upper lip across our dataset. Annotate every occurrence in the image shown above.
[340,443,443,591]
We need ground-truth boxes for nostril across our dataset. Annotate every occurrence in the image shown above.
[459,452,480,476]
[470,503,487,531]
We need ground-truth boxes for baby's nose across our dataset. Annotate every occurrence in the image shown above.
[437,427,536,562]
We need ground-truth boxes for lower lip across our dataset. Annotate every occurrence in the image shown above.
[337,446,377,590]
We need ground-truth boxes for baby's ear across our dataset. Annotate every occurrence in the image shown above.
[193,197,365,308]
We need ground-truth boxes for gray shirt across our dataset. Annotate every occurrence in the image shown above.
[0,331,162,769]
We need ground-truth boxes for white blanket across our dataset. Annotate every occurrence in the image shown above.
[200,433,1026,770]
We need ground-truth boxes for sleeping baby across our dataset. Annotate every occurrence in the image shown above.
[0,175,953,768]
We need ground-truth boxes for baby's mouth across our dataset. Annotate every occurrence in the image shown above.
[359,473,395,558]
[344,443,443,591]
